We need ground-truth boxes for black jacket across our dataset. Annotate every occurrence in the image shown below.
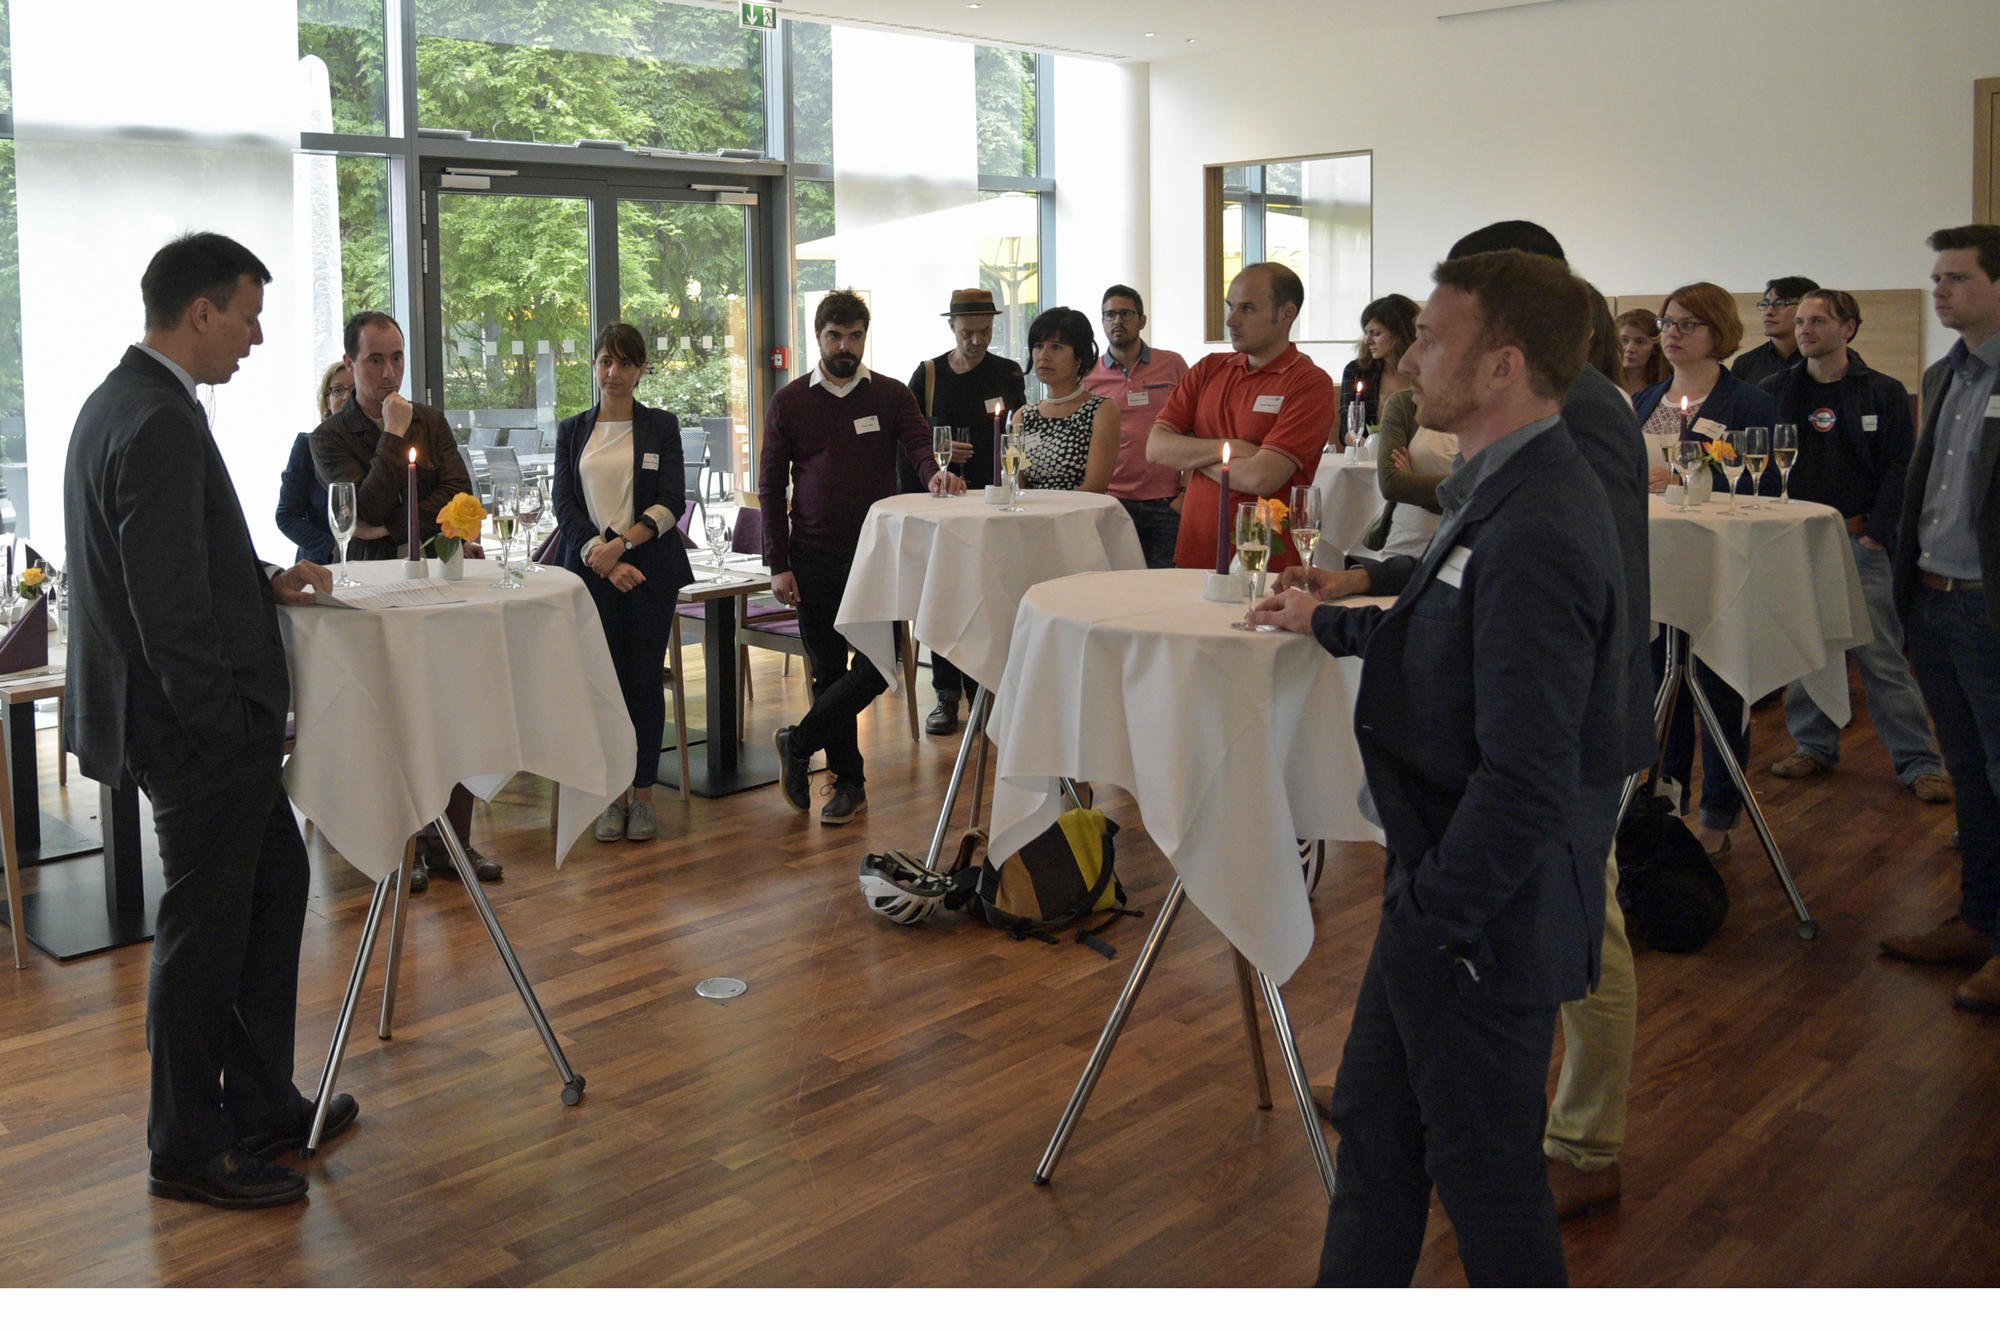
[552,401,695,602]
[1760,351,1913,547]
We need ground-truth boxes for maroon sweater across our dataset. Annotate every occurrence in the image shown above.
[759,370,936,574]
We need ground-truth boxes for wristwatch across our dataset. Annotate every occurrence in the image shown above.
[620,536,635,553]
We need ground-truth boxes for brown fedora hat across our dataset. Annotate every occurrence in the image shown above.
[943,288,999,317]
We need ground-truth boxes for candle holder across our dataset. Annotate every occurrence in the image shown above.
[1202,571,1249,603]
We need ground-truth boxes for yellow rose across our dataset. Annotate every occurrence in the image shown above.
[18,568,45,589]
[436,491,486,544]
[1705,438,1736,466]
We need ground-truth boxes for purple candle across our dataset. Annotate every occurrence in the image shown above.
[1215,443,1232,575]
[407,447,419,554]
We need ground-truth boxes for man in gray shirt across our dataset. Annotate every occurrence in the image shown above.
[1885,224,2000,1013]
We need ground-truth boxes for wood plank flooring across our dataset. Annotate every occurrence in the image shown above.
[1,653,1996,1286]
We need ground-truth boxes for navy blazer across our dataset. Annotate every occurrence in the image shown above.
[275,430,336,565]
[552,401,695,601]
[1633,364,1781,488]
[1313,421,1629,1007]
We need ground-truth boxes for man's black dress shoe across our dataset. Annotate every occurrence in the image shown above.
[148,1148,308,1209]
[407,858,429,894]
[240,1093,360,1161]
[925,697,961,736]
[422,845,503,882]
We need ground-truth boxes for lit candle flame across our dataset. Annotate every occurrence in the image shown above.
[1221,442,1231,466]
[1679,395,1689,415]
[408,447,417,464]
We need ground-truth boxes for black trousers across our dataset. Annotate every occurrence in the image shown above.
[930,651,979,702]
[132,735,311,1165]
[582,569,674,788]
[790,543,885,787]
[1317,903,1567,1287]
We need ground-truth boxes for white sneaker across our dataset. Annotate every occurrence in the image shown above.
[594,802,627,842]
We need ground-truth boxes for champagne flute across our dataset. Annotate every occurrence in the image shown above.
[1234,500,1271,627]
[490,483,520,588]
[1720,431,1747,513]
[1289,483,1322,567]
[327,481,360,588]
[515,477,546,571]
[932,427,954,498]
[1740,427,1769,510]
[1773,424,1799,504]
[1001,432,1027,512]
[1673,439,1707,513]
[704,511,731,575]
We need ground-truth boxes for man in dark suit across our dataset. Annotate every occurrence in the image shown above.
[1885,224,2000,1013]
[63,232,353,1208]
[1252,250,1629,1285]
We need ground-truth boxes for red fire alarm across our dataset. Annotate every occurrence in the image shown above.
[769,347,790,370]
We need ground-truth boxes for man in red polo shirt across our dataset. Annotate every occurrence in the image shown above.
[1148,261,1337,573]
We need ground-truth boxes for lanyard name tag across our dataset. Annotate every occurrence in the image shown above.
[1127,391,1150,406]
[1253,394,1285,414]
[985,397,1003,414]
[1861,416,1878,432]
[854,415,880,434]
[1693,417,1725,439]
[642,452,660,470]
[1436,544,1472,588]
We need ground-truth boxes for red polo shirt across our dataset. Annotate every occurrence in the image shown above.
[1155,344,1336,571]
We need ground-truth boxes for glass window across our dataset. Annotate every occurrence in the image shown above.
[791,179,835,369]
[790,21,832,166]
[975,45,1036,178]
[298,0,388,136]
[296,151,395,403]
[1212,154,1370,343]
[415,0,765,153]
[0,140,20,480]
[976,189,1039,367]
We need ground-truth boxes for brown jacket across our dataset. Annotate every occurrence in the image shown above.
[311,398,473,559]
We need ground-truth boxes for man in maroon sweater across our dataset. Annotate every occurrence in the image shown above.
[763,290,963,824]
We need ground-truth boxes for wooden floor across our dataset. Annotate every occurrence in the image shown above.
[1,651,1996,1287]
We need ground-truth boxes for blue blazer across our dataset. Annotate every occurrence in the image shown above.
[551,401,695,604]
[1313,421,1630,1007]
[1633,365,1781,490]
[275,430,335,565]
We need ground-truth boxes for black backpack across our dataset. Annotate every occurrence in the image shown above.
[1614,793,1729,953]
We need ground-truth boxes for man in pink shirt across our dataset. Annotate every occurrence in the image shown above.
[1080,285,1190,568]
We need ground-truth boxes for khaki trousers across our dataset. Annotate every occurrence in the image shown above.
[1543,857,1635,1171]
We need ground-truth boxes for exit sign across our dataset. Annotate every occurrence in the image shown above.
[740,2,777,29]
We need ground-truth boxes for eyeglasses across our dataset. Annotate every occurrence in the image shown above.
[1657,317,1710,334]
[1755,298,1799,311]
[1102,309,1141,322]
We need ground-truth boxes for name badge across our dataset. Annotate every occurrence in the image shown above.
[1436,544,1472,589]
[1127,391,1150,406]
[854,415,880,434]
[1253,394,1285,414]
[641,452,660,471]
[1693,417,1725,440]
[1986,396,2000,420]
[1861,415,1878,432]
[984,397,1004,415]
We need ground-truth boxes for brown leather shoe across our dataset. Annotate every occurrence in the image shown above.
[1908,773,1954,804]
[1547,1158,1621,1221]
[1954,957,2000,1013]
[1769,751,1830,779]
[1880,915,1994,965]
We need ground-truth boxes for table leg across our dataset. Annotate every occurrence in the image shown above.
[1034,878,1186,1186]
[1684,669,1820,939]
[665,597,780,796]
[303,867,396,1156]
[1231,950,1274,1110]
[925,684,993,870]
[1255,970,1338,1202]
[7,700,36,857]
[377,836,418,1039]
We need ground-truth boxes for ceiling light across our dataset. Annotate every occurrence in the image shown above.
[1144,31,1155,37]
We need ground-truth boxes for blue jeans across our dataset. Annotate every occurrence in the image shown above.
[1906,585,2000,944]
[1784,537,1943,782]
[1117,496,1181,570]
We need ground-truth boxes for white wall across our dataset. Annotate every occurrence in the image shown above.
[1053,56,1150,326]
[1146,0,2000,370]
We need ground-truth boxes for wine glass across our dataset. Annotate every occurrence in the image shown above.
[1740,427,1769,511]
[515,478,546,572]
[932,427,954,498]
[1000,432,1027,512]
[704,511,731,574]
[1773,424,1800,504]
[327,481,360,588]
[490,483,521,588]
[1234,500,1273,626]
[1289,483,1322,568]
[1719,431,1747,513]
[1673,439,1707,513]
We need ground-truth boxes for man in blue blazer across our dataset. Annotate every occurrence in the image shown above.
[63,233,349,1209]
[1252,250,1630,1285]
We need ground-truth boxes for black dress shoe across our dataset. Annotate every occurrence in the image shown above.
[407,858,429,895]
[775,726,809,812]
[423,845,503,882]
[148,1148,308,1209]
[925,697,961,736]
[239,1093,361,1160]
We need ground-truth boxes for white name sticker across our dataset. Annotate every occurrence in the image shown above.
[641,452,659,471]
[1127,391,1150,406]
[1436,544,1472,589]
[1862,415,1878,432]
[984,397,1004,415]
[1985,397,2000,419]
[854,415,880,434]
[1253,394,1285,414]
[1693,417,1725,440]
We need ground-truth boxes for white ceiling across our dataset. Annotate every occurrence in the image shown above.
[773,0,1561,63]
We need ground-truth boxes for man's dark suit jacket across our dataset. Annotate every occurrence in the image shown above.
[1894,355,2000,639]
[310,397,473,560]
[1313,420,1629,1007]
[551,401,695,602]
[62,347,291,783]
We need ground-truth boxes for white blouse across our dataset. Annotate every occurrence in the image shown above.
[577,418,675,555]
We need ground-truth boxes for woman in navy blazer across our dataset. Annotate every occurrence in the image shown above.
[1632,283,1781,855]
[552,323,695,843]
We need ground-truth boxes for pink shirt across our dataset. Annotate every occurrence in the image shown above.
[1080,343,1190,502]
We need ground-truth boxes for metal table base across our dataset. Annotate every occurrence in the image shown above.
[302,817,584,1154]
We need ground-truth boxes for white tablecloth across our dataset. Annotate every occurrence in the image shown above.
[1312,453,1386,562]
[836,489,1146,690]
[1647,495,1871,725]
[989,569,1389,984]
[279,559,635,882]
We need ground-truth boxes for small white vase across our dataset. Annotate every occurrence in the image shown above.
[434,545,464,581]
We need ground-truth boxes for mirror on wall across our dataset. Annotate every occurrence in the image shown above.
[1204,151,1371,344]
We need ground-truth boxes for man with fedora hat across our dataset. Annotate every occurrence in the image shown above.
[905,287,1027,735]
